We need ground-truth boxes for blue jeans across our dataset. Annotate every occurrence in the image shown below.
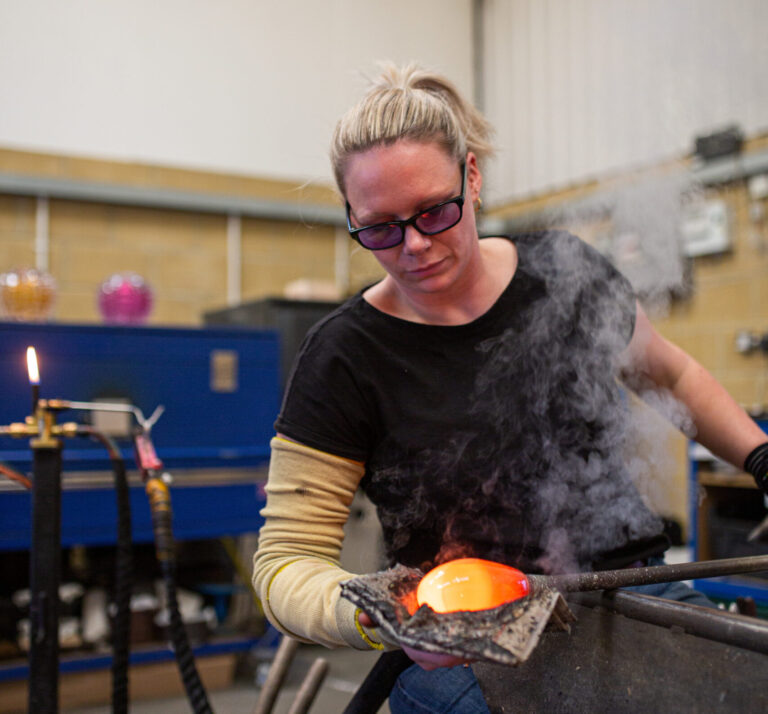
[389,662,490,714]
[389,558,714,713]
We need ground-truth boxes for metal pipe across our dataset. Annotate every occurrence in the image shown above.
[226,213,242,307]
[471,0,486,113]
[497,148,768,233]
[35,196,49,273]
[286,658,329,714]
[334,227,350,297]
[253,636,300,714]
[0,172,346,226]
[532,554,768,594]
[43,399,164,431]
[573,589,768,656]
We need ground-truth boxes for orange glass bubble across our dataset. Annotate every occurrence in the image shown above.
[416,558,530,613]
[0,268,56,322]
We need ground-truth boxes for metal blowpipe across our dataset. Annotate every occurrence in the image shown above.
[529,554,768,594]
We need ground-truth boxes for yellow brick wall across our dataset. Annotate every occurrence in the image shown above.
[348,242,387,293]
[0,195,37,267]
[654,181,768,407]
[649,179,768,533]
[241,219,337,301]
[0,147,387,325]
[489,137,768,535]
[46,201,229,324]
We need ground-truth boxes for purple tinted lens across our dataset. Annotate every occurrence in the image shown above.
[415,202,461,234]
[358,224,402,249]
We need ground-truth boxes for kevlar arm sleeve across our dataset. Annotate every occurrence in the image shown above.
[253,437,392,650]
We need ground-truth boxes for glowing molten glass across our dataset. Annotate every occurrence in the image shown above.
[416,558,530,613]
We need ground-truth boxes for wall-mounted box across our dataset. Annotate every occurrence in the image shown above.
[680,199,730,257]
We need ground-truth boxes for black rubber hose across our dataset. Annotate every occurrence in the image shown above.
[161,560,214,714]
[78,427,133,714]
[110,455,132,714]
[146,476,213,714]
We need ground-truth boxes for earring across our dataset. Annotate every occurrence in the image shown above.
[474,196,484,212]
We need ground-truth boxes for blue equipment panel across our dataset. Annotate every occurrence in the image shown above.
[0,481,267,550]
[0,321,280,471]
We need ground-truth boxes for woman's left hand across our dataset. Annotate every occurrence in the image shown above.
[401,644,471,671]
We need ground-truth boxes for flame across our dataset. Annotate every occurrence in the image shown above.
[26,346,40,385]
[416,558,530,613]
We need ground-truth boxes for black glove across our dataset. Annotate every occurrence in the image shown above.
[744,442,768,493]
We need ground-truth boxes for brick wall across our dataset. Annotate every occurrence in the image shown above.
[0,147,384,325]
[488,135,768,534]
[654,178,768,407]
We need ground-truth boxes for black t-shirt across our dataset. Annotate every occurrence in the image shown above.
[276,231,667,573]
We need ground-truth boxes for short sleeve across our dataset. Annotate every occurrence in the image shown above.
[570,232,637,348]
[521,230,636,350]
[275,317,374,462]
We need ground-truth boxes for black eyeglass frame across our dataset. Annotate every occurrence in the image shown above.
[345,162,467,251]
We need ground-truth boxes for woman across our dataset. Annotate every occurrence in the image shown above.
[253,63,768,712]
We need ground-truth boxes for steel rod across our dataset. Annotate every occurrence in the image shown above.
[253,636,300,714]
[533,554,768,593]
[287,658,329,714]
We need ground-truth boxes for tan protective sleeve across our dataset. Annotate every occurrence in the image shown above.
[253,437,393,650]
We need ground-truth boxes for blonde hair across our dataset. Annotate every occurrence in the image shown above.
[331,62,494,197]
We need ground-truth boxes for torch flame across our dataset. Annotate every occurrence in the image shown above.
[416,558,530,613]
[26,346,40,385]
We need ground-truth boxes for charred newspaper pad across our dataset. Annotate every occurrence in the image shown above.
[341,564,574,665]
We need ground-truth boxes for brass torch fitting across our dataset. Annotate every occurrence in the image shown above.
[0,404,81,448]
[0,422,37,437]
[30,407,61,449]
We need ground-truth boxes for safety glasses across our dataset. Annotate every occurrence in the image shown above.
[346,162,466,250]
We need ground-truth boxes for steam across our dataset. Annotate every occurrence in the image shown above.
[367,173,701,575]
[633,387,696,441]
[622,387,696,518]
[606,170,699,316]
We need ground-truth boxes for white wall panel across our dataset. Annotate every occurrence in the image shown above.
[0,0,473,186]
[3,1,765,203]
[483,0,768,203]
